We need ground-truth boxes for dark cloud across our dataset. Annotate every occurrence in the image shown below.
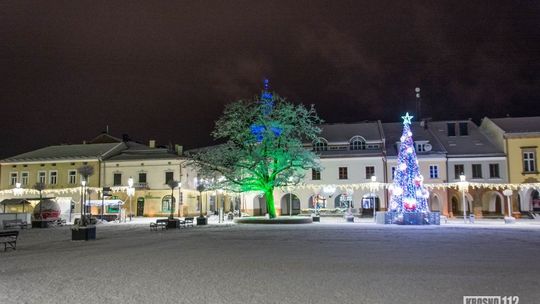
[0,0,539,157]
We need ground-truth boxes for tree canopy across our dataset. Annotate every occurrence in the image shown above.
[188,91,322,218]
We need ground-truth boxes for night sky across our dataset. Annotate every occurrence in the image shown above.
[1,1,539,158]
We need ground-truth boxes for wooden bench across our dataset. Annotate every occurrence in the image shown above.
[0,231,19,251]
[150,220,167,231]
[2,219,28,230]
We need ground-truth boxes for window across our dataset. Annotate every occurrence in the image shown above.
[10,172,17,185]
[447,123,456,136]
[523,151,536,173]
[391,166,396,180]
[21,172,29,185]
[338,167,348,180]
[161,195,175,212]
[313,139,328,151]
[365,166,375,179]
[68,170,77,184]
[416,143,426,152]
[312,169,321,180]
[459,122,468,136]
[38,171,46,184]
[489,164,500,178]
[350,137,366,150]
[454,164,464,180]
[138,173,147,183]
[165,171,174,184]
[49,171,58,185]
[429,165,439,179]
[472,164,482,179]
[113,173,122,186]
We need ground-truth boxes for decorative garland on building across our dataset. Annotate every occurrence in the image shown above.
[1,182,539,197]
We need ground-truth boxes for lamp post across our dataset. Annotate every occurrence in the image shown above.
[195,177,209,225]
[81,179,87,218]
[503,189,516,224]
[13,182,23,215]
[322,185,336,216]
[459,174,468,224]
[167,180,179,219]
[370,175,377,221]
[127,177,134,221]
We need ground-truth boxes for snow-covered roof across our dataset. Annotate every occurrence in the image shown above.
[2,143,125,163]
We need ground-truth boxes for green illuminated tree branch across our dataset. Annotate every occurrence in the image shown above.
[187,93,322,218]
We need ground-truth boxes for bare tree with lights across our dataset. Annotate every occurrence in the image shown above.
[187,81,322,218]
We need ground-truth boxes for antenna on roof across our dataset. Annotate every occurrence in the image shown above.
[415,87,421,119]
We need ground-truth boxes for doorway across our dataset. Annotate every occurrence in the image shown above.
[136,197,145,216]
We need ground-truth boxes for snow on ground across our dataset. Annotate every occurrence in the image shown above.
[1,218,540,304]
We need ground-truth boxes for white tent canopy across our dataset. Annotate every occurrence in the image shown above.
[84,199,124,206]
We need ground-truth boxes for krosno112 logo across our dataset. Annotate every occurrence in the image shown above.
[463,296,519,304]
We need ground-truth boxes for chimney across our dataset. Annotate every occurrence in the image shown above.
[149,140,156,148]
[175,144,183,155]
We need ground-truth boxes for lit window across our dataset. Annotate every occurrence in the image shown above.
[161,195,175,212]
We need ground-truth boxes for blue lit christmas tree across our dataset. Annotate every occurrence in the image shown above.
[388,113,435,224]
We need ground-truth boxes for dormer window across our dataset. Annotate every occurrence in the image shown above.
[350,136,366,150]
[447,123,456,136]
[459,122,468,136]
[313,138,328,151]
[415,141,431,152]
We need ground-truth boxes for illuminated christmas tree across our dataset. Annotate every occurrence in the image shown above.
[388,113,432,223]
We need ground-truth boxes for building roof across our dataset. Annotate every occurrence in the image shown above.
[106,142,181,161]
[2,143,125,163]
[317,121,383,143]
[428,120,505,157]
[488,116,540,134]
[382,122,447,157]
[313,121,385,158]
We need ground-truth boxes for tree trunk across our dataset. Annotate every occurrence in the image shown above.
[264,189,276,218]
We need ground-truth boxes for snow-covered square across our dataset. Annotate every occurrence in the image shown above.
[1,220,539,304]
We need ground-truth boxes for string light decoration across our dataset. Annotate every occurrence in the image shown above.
[387,113,438,224]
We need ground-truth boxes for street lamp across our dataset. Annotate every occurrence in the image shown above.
[322,185,336,212]
[195,177,209,226]
[502,189,516,224]
[459,174,468,224]
[81,179,87,218]
[370,175,377,221]
[167,180,179,219]
[127,177,134,221]
[13,182,23,197]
